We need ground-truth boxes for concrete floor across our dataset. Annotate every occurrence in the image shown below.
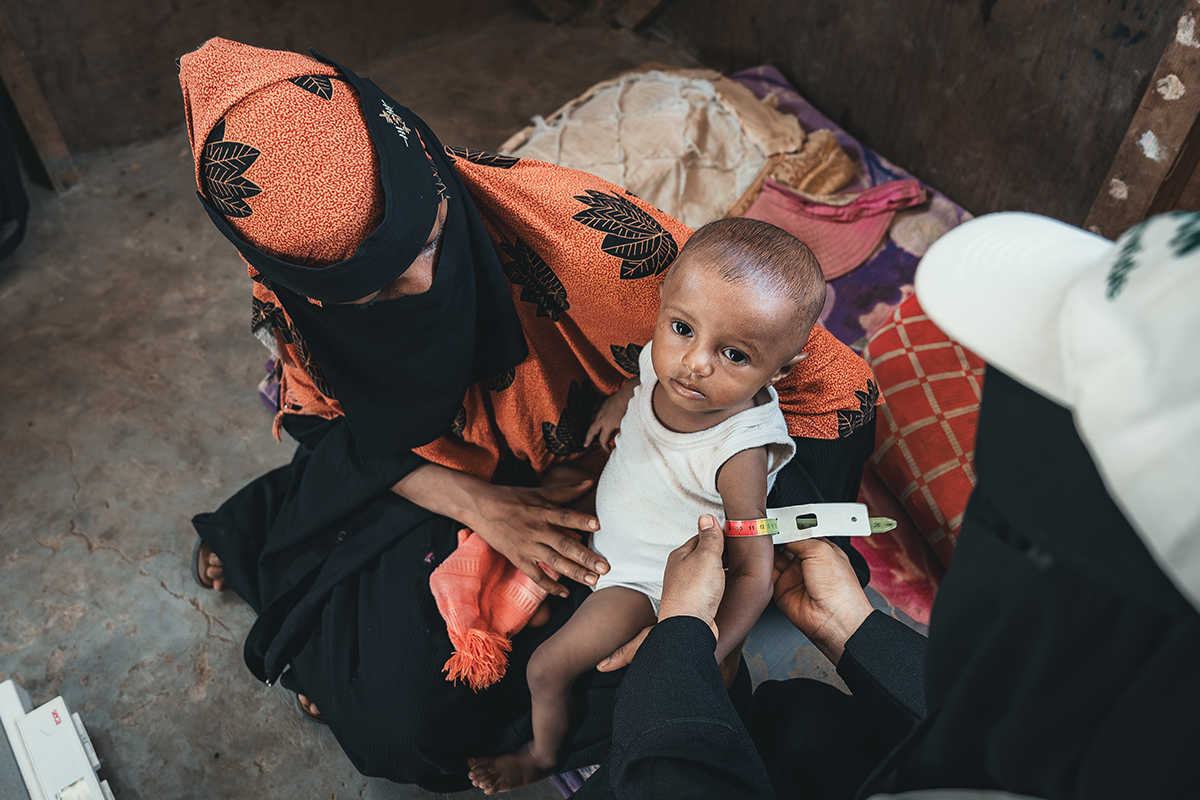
[0,12,910,800]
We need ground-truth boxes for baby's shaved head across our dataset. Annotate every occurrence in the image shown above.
[679,217,826,336]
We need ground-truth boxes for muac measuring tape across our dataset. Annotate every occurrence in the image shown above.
[725,503,897,543]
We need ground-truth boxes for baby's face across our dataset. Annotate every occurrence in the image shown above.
[651,253,809,415]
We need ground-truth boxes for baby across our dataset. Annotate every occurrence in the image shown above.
[469,217,826,793]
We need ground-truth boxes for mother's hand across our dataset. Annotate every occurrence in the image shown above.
[393,463,608,598]
[471,480,609,597]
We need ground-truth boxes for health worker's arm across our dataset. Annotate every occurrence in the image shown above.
[575,518,776,800]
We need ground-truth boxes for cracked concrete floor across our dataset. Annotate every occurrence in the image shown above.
[0,13,702,800]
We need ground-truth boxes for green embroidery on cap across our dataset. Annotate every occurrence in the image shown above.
[1106,222,1145,299]
[1169,212,1200,257]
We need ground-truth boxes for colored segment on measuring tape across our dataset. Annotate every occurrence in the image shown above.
[724,518,779,537]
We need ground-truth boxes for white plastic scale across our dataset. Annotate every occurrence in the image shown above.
[0,680,115,800]
[757,502,896,542]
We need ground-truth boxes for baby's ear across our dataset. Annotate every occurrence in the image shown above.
[768,351,808,386]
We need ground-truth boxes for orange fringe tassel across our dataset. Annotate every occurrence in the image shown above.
[443,627,513,691]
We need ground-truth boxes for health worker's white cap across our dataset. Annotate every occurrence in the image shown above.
[916,211,1200,613]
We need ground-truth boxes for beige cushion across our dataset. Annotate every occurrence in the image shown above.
[500,67,810,229]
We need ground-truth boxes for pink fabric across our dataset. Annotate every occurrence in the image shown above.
[853,466,944,626]
[745,178,927,280]
[430,529,556,690]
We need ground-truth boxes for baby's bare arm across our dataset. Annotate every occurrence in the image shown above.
[584,376,640,451]
[712,446,775,663]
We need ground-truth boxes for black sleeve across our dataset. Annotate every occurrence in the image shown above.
[770,415,876,506]
[575,616,776,800]
[194,413,436,684]
[836,610,927,745]
[270,414,428,547]
[769,415,876,586]
[193,414,427,613]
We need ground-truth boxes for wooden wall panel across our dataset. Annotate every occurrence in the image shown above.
[0,0,512,152]
[1086,0,1200,236]
[654,0,1182,225]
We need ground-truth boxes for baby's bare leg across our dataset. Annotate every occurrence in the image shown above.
[468,587,655,794]
[528,587,654,762]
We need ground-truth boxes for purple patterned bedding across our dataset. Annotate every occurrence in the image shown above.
[732,66,971,352]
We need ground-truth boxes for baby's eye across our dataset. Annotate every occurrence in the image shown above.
[671,321,693,337]
[723,348,749,364]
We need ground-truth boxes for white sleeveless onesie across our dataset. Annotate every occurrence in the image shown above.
[591,343,796,612]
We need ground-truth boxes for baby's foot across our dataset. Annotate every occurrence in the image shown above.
[467,743,556,794]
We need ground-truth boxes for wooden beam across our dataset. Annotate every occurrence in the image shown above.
[1145,107,1200,215]
[0,6,78,194]
[615,0,674,30]
[1085,0,1200,238]
[1167,134,1200,210]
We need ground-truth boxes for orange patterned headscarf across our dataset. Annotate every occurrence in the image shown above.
[179,38,381,266]
[178,39,527,457]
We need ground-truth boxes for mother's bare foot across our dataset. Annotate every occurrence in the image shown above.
[194,540,227,591]
[297,694,324,723]
[467,744,556,794]
[205,552,226,592]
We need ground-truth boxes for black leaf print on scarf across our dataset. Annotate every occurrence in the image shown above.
[491,450,540,488]
[445,146,520,169]
[572,190,678,280]
[489,367,516,392]
[500,237,570,321]
[251,296,273,331]
[542,381,600,456]
[288,75,334,100]
[430,163,448,201]
[450,406,467,439]
[610,343,643,375]
[250,296,336,400]
[249,269,273,291]
[836,379,880,439]
[203,117,262,218]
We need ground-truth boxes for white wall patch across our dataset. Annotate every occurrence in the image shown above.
[1139,130,1167,162]
[1157,74,1187,100]
[1178,13,1200,47]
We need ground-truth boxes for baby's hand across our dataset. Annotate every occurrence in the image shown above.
[584,377,639,451]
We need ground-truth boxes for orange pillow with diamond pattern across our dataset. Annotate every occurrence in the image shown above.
[864,295,986,567]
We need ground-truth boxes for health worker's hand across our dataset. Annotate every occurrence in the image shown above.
[597,514,726,671]
[772,538,874,666]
